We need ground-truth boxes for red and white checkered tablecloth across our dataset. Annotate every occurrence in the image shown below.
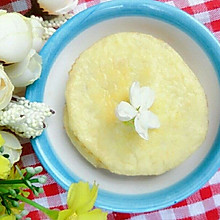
[1,0,220,219]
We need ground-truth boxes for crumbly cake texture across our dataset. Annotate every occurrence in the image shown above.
[64,32,208,176]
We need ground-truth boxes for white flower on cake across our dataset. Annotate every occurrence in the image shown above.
[115,82,160,140]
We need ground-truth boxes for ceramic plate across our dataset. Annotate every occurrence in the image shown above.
[26,0,220,213]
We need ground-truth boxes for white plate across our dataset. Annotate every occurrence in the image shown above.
[26,0,220,213]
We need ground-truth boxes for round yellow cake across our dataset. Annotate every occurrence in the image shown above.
[64,32,208,176]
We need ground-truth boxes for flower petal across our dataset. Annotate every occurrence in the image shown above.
[67,182,98,214]
[78,209,108,220]
[55,0,78,15]
[115,101,137,121]
[139,86,155,111]
[130,82,155,111]
[0,133,5,146]
[134,111,160,140]
[145,111,160,129]
[0,131,22,165]
[0,215,16,220]
[38,0,78,15]
[57,209,73,220]
[0,131,22,150]
[0,13,32,63]
[134,113,149,140]
[0,65,14,110]
[5,49,42,87]
[0,155,11,179]
[29,17,45,52]
[0,10,7,15]
[129,81,142,109]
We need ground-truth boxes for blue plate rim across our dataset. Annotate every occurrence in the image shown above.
[26,0,220,213]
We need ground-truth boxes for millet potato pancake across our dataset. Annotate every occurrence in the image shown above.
[64,32,208,176]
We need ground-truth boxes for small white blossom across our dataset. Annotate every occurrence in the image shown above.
[0,96,55,138]
[115,82,160,140]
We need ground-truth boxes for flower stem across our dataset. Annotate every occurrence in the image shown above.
[0,195,11,215]
[16,195,59,220]
[0,178,39,185]
[0,187,9,193]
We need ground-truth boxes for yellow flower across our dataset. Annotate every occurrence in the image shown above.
[0,155,11,179]
[0,215,16,220]
[0,206,6,216]
[0,134,10,179]
[0,133,5,146]
[58,182,107,220]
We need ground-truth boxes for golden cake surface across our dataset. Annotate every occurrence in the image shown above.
[64,32,208,175]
